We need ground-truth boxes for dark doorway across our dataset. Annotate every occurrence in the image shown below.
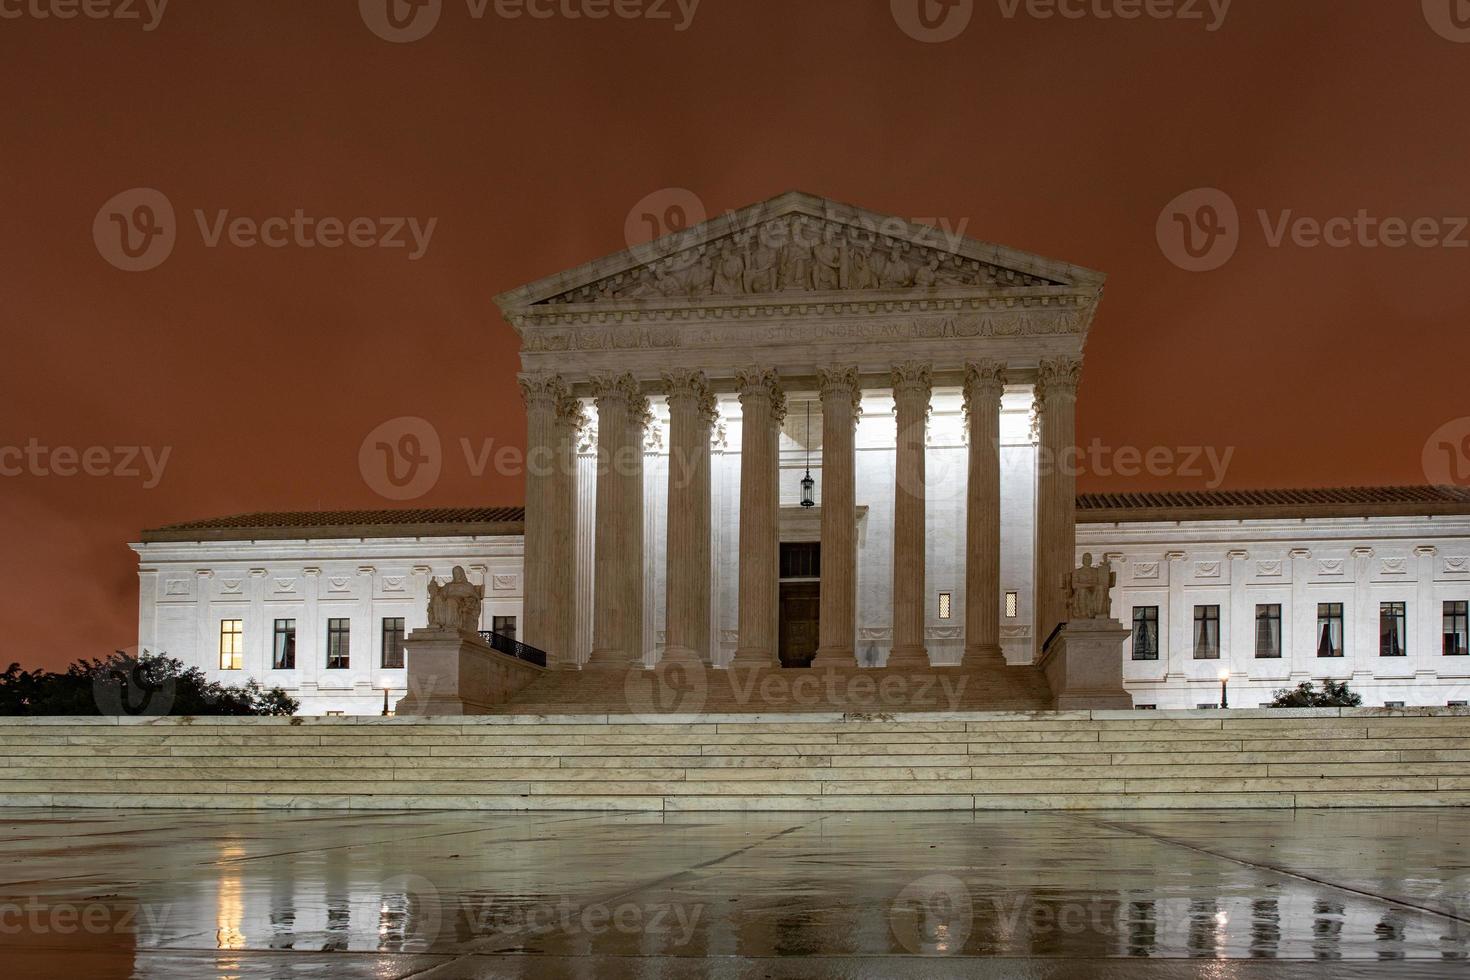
[778,542,821,668]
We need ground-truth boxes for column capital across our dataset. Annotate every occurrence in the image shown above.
[1036,356,1083,403]
[962,359,1007,421]
[890,361,933,398]
[592,372,651,429]
[554,392,589,431]
[737,367,785,424]
[662,370,718,425]
[519,373,570,411]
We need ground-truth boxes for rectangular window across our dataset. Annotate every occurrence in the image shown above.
[1316,603,1345,658]
[1254,604,1282,659]
[1450,701,1468,708]
[1446,601,1469,657]
[1385,701,1405,709]
[1197,702,1220,710]
[778,542,821,579]
[381,617,406,669]
[218,619,243,670]
[272,619,296,670]
[938,592,953,620]
[1135,704,1157,710]
[1005,592,1019,618]
[492,615,517,641]
[326,618,351,669]
[1192,605,1221,660]
[1131,606,1160,661]
[1380,602,1408,657]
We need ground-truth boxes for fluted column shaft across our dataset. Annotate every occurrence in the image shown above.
[888,362,932,668]
[549,392,585,669]
[1036,357,1081,651]
[589,374,649,667]
[662,372,716,664]
[813,368,861,666]
[732,369,784,666]
[518,375,564,659]
[963,361,1007,663]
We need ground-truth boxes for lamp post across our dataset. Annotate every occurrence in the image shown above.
[1218,668,1230,710]
[381,680,392,717]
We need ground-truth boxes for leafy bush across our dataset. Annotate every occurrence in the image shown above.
[0,651,298,716]
[1269,680,1362,708]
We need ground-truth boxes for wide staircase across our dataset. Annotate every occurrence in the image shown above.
[497,653,1056,715]
[5,709,1470,812]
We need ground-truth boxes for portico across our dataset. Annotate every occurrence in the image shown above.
[496,191,1105,674]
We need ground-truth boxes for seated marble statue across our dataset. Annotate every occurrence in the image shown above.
[426,566,484,635]
[1065,553,1117,621]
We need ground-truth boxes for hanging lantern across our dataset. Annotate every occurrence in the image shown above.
[800,402,816,507]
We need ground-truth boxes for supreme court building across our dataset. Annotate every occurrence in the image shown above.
[132,193,1470,713]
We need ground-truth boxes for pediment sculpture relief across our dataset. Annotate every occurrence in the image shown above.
[539,215,1060,305]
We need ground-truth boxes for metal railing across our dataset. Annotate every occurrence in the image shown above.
[477,631,549,669]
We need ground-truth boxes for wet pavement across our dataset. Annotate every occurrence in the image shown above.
[2,807,1469,978]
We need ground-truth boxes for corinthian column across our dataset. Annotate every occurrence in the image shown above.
[888,361,932,669]
[732,368,784,667]
[662,371,716,664]
[518,374,566,658]
[549,390,586,669]
[1035,356,1082,651]
[963,361,1007,665]
[588,373,649,667]
[812,367,861,667]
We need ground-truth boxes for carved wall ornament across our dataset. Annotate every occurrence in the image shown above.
[220,579,243,595]
[1380,557,1408,575]
[491,574,519,592]
[1195,561,1222,579]
[328,576,352,592]
[164,579,189,596]
[1446,556,1470,575]
[1256,560,1284,577]
[1134,561,1161,580]
[1318,559,1345,576]
[382,576,406,593]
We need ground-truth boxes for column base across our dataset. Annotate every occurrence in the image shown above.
[811,646,857,668]
[730,647,778,667]
[584,649,632,670]
[957,644,1004,667]
[885,645,931,669]
[658,646,705,665]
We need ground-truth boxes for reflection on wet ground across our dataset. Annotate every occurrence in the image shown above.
[2,807,1469,978]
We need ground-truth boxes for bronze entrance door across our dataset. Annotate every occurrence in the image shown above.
[779,581,821,668]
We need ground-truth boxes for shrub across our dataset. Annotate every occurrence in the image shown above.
[0,651,298,716]
[1269,680,1362,708]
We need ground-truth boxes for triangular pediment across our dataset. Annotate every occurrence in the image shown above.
[496,191,1104,317]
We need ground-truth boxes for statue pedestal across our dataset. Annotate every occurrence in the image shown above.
[1038,618,1133,711]
[395,629,544,716]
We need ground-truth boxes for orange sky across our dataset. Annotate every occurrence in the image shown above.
[3,0,1468,670]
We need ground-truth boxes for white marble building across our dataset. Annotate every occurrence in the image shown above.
[127,192,1470,714]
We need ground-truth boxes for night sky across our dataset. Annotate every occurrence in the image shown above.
[4,0,1468,670]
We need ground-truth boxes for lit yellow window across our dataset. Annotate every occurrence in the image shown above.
[938,592,953,620]
[219,619,243,670]
[1005,592,1019,618]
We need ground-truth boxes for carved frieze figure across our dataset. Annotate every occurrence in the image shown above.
[744,239,779,293]
[847,246,879,290]
[914,256,940,287]
[427,566,484,635]
[778,237,813,291]
[878,246,913,288]
[811,227,845,291]
[1065,553,1117,621]
[712,245,746,295]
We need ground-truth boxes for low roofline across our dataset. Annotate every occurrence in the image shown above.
[1077,486,1470,524]
[140,520,526,544]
